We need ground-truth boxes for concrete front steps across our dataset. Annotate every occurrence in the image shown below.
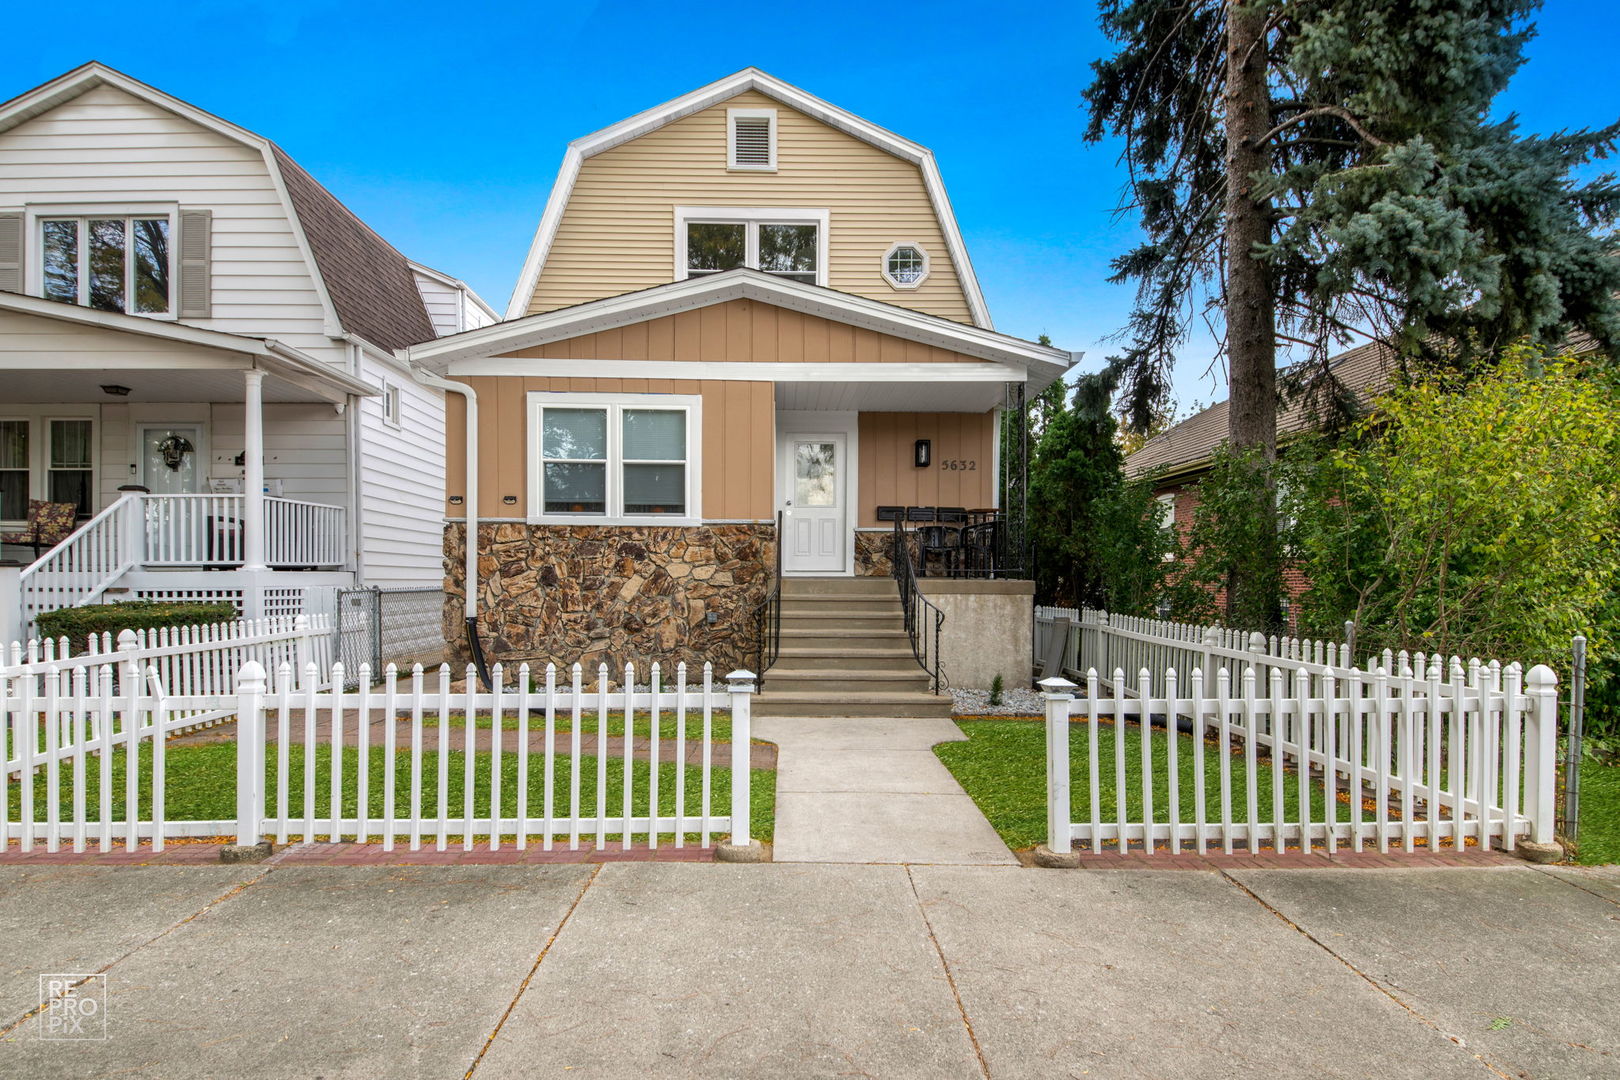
[755,577,952,719]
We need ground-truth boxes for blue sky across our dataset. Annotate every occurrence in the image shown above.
[8,1,1617,415]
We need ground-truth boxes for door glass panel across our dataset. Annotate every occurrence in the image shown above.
[794,441,837,507]
[543,463,606,514]
[542,408,606,459]
[0,419,27,520]
[623,464,684,514]
[132,218,170,313]
[88,219,127,313]
[142,426,199,495]
[759,224,817,284]
[622,409,685,460]
[41,221,79,304]
[686,222,746,275]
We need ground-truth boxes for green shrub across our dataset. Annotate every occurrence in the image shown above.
[988,673,1005,707]
[35,601,239,644]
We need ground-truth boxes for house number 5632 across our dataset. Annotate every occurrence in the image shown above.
[940,459,977,471]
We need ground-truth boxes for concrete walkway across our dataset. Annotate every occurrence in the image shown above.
[2,862,1616,1078]
[755,715,1016,864]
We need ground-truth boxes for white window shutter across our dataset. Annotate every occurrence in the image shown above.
[0,213,22,294]
[178,209,212,318]
[731,116,773,167]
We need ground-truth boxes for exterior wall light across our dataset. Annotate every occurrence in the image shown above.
[914,439,931,468]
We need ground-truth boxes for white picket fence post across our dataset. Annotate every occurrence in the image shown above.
[234,660,267,847]
[1040,676,1077,854]
[1523,663,1559,845]
[726,670,755,847]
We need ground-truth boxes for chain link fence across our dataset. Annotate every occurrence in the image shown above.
[320,586,446,688]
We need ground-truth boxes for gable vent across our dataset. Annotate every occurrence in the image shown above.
[728,109,776,170]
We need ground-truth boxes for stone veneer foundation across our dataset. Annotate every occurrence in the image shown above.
[853,530,916,577]
[444,523,773,678]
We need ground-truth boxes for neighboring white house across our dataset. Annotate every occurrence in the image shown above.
[0,62,491,637]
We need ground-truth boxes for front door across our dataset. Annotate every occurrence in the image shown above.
[780,432,847,574]
[137,424,204,494]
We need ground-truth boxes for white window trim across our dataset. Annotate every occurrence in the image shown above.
[24,202,180,321]
[674,206,829,287]
[1156,492,1177,560]
[526,391,703,525]
[727,107,777,171]
[0,410,99,527]
[379,381,402,429]
[882,241,931,290]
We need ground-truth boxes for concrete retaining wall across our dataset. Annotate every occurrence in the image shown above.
[918,579,1034,691]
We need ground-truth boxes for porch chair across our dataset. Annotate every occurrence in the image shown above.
[1,499,79,559]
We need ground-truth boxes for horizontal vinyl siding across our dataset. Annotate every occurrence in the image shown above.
[95,402,350,509]
[445,376,774,522]
[857,412,994,525]
[358,356,445,588]
[506,299,985,365]
[413,271,464,337]
[0,83,340,365]
[530,90,974,324]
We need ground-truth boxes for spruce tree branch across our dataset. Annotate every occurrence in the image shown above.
[1260,105,1387,147]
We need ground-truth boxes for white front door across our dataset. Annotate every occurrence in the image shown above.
[779,432,847,574]
[137,424,204,494]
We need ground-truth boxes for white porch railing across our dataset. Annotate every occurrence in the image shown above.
[12,493,347,631]
[1,658,758,854]
[1037,608,1560,858]
[17,493,142,629]
[141,494,346,569]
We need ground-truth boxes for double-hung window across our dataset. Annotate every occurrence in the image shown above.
[40,215,173,314]
[675,207,827,286]
[529,393,700,523]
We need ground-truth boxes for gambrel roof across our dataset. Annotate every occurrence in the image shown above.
[507,68,994,328]
[0,62,437,352]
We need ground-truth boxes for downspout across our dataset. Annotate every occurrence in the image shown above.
[409,365,490,689]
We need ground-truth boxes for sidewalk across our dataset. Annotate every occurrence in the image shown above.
[2,861,1615,1078]
[755,715,1016,864]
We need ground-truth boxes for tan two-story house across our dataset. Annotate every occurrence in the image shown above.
[409,69,1074,699]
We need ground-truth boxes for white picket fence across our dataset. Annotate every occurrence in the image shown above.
[1038,609,1559,857]
[4,614,334,732]
[1,657,757,854]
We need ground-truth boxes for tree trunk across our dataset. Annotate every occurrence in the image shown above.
[1224,1,1277,457]
[1222,1,1283,630]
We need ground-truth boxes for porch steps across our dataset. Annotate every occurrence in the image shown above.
[755,577,951,719]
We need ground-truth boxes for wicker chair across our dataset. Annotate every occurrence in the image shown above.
[1,499,80,558]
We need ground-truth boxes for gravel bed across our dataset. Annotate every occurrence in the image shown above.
[951,686,1044,717]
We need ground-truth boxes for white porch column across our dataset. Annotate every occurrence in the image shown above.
[242,368,268,575]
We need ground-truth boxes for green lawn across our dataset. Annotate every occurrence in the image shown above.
[1573,758,1620,865]
[939,717,1390,852]
[8,743,775,844]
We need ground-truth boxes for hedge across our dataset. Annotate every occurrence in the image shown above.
[35,601,239,644]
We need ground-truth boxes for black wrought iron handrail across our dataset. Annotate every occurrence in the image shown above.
[891,517,944,693]
[750,510,784,689]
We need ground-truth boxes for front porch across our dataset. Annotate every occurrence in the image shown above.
[0,292,369,636]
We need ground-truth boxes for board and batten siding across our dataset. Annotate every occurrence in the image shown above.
[508,299,986,365]
[530,90,975,324]
[358,355,446,588]
[857,412,994,526]
[0,83,341,366]
[445,377,775,522]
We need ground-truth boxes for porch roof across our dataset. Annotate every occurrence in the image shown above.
[0,292,376,404]
[408,269,1079,399]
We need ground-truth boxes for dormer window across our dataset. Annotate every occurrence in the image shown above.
[727,108,776,171]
